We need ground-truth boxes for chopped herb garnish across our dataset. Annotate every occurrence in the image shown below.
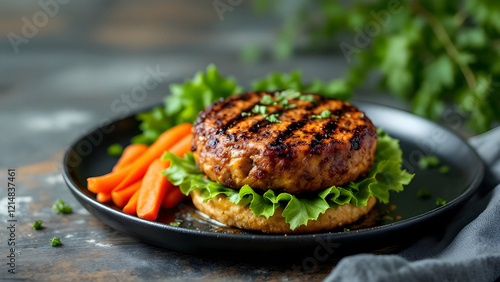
[265,113,281,123]
[298,94,317,103]
[252,105,268,115]
[32,220,43,230]
[107,143,123,157]
[271,89,318,110]
[417,188,432,199]
[278,97,290,106]
[52,199,72,214]
[312,110,331,119]
[169,222,181,227]
[276,89,302,100]
[274,92,285,101]
[418,155,441,169]
[260,95,276,105]
[277,96,297,109]
[343,228,350,232]
[436,197,447,207]
[241,112,252,117]
[439,165,450,174]
[50,237,62,247]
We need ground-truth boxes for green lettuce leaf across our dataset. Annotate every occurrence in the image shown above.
[132,65,243,144]
[163,130,413,230]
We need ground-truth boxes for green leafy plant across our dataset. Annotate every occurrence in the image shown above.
[253,0,500,133]
[163,130,413,230]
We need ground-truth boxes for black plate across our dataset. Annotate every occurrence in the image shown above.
[62,101,484,258]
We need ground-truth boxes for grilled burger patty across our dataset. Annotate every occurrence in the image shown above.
[192,91,378,194]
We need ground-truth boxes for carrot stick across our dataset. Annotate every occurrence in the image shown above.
[122,189,140,216]
[111,179,142,208]
[136,159,172,220]
[87,168,130,194]
[136,134,193,220]
[96,192,112,203]
[161,187,187,209]
[114,123,192,191]
[87,123,191,194]
[88,145,145,196]
[112,144,148,172]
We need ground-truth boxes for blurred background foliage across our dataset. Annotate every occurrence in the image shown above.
[251,0,500,133]
[1,0,499,148]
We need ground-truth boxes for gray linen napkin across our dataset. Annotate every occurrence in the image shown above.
[324,127,500,282]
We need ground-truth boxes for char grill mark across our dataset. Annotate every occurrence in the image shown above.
[305,95,327,111]
[269,120,307,147]
[268,97,329,147]
[309,103,362,151]
[348,127,367,150]
[247,108,287,134]
[310,134,323,149]
[266,99,336,159]
[350,134,361,150]
[310,120,339,149]
[194,97,230,127]
[216,100,261,135]
[247,94,323,135]
[298,97,341,149]
[323,119,339,136]
[269,97,325,147]
[332,103,355,117]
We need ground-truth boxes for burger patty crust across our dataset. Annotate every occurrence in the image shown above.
[191,190,377,233]
[192,91,378,194]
